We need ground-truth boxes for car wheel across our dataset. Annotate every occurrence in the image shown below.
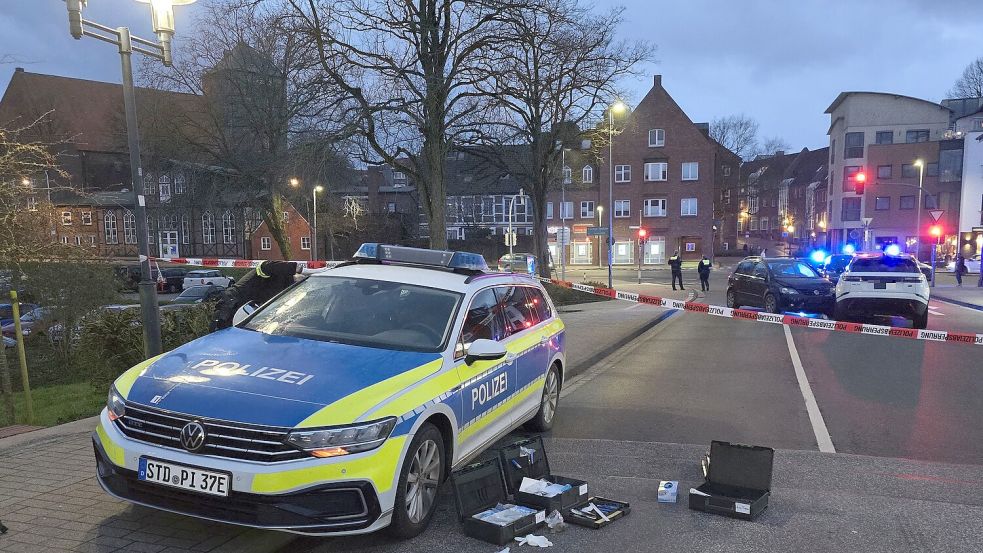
[527,363,560,432]
[912,309,928,330]
[726,289,739,309]
[764,293,779,314]
[389,423,443,539]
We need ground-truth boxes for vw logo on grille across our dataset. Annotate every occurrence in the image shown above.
[814,289,821,295]
[180,421,207,453]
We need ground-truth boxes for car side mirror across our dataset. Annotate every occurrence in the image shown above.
[232,302,258,326]
[465,339,507,365]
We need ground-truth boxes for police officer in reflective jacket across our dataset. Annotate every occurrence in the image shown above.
[698,255,712,291]
[210,260,301,331]
[668,251,684,290]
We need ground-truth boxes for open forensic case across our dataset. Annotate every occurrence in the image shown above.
[688,440,774,521]
[451,457,546,545]
[563,496,631,529]
[496,435,589,512]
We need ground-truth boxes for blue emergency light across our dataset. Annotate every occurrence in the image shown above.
[809,250,827,264]
[842,244,856,255]
[883,244,901,256]
[353,243,489,271]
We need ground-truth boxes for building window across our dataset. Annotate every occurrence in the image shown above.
[940,149,963,182]
[926,162,939,177]
[282,211,289,225]
[387,202,397,213]
[906,129,930,143]
[643,198,666,217]
[89,236,96,247]
[760,217,769,231]
[615,165,632,183]
[582,165,593,183]
[722,165,731,177]
[841,197,861,221]
[105,212,118,244]
[562,166,571,184]
[843,166,861,192]
[74,236,82,246]
[161,214,177,230]
[301,236,311,250]
[148,217,156,244]
[722,242,729,251]
[844,132,864,159]
[750,217,759,231]
[680,198,698,216]
[648,129,665,147]
[875,196,890,210]
[81,211,92,225]
[685,242,696,252]
[393,171,406,183]
[901,164,917,178]
[899,195,916,210]
[159,175,171,202]
[924,194,938,209]
[123,211,136,244]
[546,202,554,219]
[614,200,630,218]
[723,189,732,204]
[643,162,667,182]
[174,173,186,195]
[560,201,573,220]
[181,215,190,245]
[877,165,892,179]
[580,201,594,218]
[222,210,236,244]
[202,211,216,244]
[144,172,156,195]
[681,162,699,181]
[60,236,69,245]
[26,196,37,211]
[261,236,272,250]
[61,211,72,225]
[875,131,893,145]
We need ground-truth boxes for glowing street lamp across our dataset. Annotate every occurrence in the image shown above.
[289,177,301,187]
[606,100,628,287]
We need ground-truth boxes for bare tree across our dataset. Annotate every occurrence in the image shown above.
[142,0,350,258]
[710,114,759,161]
[949,57,983,99]
[287,0,526,249]
[759,136,791,156]
[474,0,650,276]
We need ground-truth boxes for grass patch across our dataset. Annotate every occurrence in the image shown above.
[0,382,104,427]
[545,282,610,307]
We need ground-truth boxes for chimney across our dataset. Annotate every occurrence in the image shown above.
[15,67,23,72]
[775,150,785,157]
[653,74,662,88]
[695,122,710,137]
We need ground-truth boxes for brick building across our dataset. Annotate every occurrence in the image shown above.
[547,75,737,265]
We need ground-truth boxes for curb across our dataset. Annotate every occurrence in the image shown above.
[567,309,678,378]
[933,294,983,312]
[0,415,99,450]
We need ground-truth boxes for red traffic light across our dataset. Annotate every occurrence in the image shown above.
[855,171,866,183]
[637,228,647,239]
[929,225,942,237]
[854,171,866,195]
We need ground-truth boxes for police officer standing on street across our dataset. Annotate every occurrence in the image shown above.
[698,255,712,291]
[210,260,303,331]
[668,250,684,290]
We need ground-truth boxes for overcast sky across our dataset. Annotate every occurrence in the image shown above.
[2,0,982,151]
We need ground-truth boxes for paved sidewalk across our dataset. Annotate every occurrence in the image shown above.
[932,283,983,311]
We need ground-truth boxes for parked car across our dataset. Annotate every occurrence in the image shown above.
[726,256,835,316]
[946,254,981,274]
[498,253,538,274]
[1,306,58,339]
[170,285,223,305]
[158,268,190,293]
[0,302,38,327]
[821,253,854,283]
[834,253,929,329]
[182,270,234,291]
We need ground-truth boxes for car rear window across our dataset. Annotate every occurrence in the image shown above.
[767,260,819,278]
[848,257,919,273]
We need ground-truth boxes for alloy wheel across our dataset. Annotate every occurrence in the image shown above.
[542,369,559,425]
[405,439,440,524]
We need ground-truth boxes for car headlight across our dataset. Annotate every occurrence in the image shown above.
[286,417,397,458]
[780,287,799,295]
[107,385,126,422]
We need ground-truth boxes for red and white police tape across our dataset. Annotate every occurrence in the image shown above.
[541,278,983,347]
[151,256,341,270]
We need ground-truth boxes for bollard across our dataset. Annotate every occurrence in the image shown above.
[9,291,34,425]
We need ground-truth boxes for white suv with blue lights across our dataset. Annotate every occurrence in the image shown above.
[94,244,566,537]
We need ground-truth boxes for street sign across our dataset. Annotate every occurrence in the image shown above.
[929,209,944,222]
[556,227,571,245]
[587,226,609,236]
[504,231,517,247]
[862,217,873,227]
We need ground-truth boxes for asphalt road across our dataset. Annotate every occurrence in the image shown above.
[553,270,983,466]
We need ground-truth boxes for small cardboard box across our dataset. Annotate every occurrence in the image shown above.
[658,480,678,503]
[496,435,589,512]
[451,457,546,545]
[688,441,774,521]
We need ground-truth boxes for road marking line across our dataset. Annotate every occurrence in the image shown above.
[783,325,835,453]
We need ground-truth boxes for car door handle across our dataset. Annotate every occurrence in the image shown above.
[506,352,517,364]
[539,335,548,345]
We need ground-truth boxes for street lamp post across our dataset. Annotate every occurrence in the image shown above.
[508,188,525,263]
[607,101,627,288]
[913,159,925,261]
[596,206,603,267]
[560,147,570,281]
[313,185,323,261]
[65,0,197,359]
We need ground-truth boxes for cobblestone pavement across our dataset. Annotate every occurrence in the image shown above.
[0,422,291,553]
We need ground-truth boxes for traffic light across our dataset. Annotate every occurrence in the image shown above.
[637,228,647,242]
[929,225,942,238]
[854,171,866,195]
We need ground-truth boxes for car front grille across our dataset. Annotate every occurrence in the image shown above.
[114,403,308,463]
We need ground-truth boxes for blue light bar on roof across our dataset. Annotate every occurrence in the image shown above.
[353,243,489,271]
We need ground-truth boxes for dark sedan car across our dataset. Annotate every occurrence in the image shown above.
[821,253,854,283]
[727,256,835,315]
[169,284,223,305]
[157,267,189,293]
[0,302,38,327]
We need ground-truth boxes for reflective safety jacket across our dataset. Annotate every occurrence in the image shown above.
[698,259,712,276]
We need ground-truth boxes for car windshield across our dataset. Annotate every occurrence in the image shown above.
[243,276,463,353]
[849,257,920,273]
[768,260,819,278]
[180,287,211,298]
[187,271,213,277]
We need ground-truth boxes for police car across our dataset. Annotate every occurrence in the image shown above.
[833,251,930,329]
[93,244,566,537]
